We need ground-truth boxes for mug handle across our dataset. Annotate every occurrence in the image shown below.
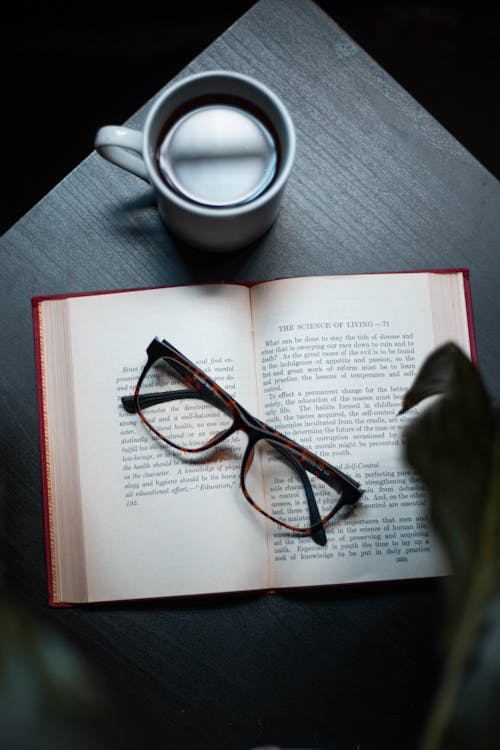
[95,126,149,182]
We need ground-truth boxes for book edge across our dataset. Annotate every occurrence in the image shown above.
[30,268,472,305]
[32,299,70,607]
[48,574,445,607]
[461,269,478,364]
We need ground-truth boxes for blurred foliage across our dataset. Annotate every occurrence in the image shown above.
[401,343,500,750]
[0,595,142,750]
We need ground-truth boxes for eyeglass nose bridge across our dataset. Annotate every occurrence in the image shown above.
[231,401,272,434]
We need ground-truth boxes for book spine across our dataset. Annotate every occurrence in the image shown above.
[32,299,68,607]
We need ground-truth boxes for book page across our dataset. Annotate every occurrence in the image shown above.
[58,284,269,602]
[250,272,471,589]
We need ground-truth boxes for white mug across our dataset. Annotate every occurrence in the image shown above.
[95,71,295,252]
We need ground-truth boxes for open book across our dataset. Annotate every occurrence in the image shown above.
[33,271,475,605]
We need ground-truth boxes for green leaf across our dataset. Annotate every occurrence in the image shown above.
[400,343,500,750]
[398,342,467,415]
[402,343,494,598]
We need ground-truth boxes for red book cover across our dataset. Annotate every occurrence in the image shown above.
[32,269,477,606]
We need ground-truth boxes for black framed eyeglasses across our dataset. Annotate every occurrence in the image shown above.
[122,338,363,546]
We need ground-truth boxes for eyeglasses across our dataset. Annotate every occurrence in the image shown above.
[122,338,363,546]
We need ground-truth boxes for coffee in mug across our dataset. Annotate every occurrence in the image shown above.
[95,71,295,252]
[155,96,278,208]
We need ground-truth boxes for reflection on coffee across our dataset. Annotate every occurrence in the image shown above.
[156,103,278,207]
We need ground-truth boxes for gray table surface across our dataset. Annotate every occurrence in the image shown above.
[1,1,499,748]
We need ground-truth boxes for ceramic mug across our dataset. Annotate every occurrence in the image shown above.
[95,71,295,252]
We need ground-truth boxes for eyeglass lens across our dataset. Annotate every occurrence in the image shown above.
[137,357,233,450]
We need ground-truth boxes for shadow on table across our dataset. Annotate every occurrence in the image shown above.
[110,192,270,282]
[74,573,442,616]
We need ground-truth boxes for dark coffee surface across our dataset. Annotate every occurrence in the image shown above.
[156,103,277,206]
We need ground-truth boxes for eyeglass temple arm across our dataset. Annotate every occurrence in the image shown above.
[272,444,327,546]
[122,355,232,414]
[297,453,362,501]
[121,390,216,413]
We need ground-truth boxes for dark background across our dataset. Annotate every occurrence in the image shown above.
[1,3,498,749]
[2,0,499,237]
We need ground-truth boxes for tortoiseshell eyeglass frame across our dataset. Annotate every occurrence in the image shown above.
[122,338,363,546]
